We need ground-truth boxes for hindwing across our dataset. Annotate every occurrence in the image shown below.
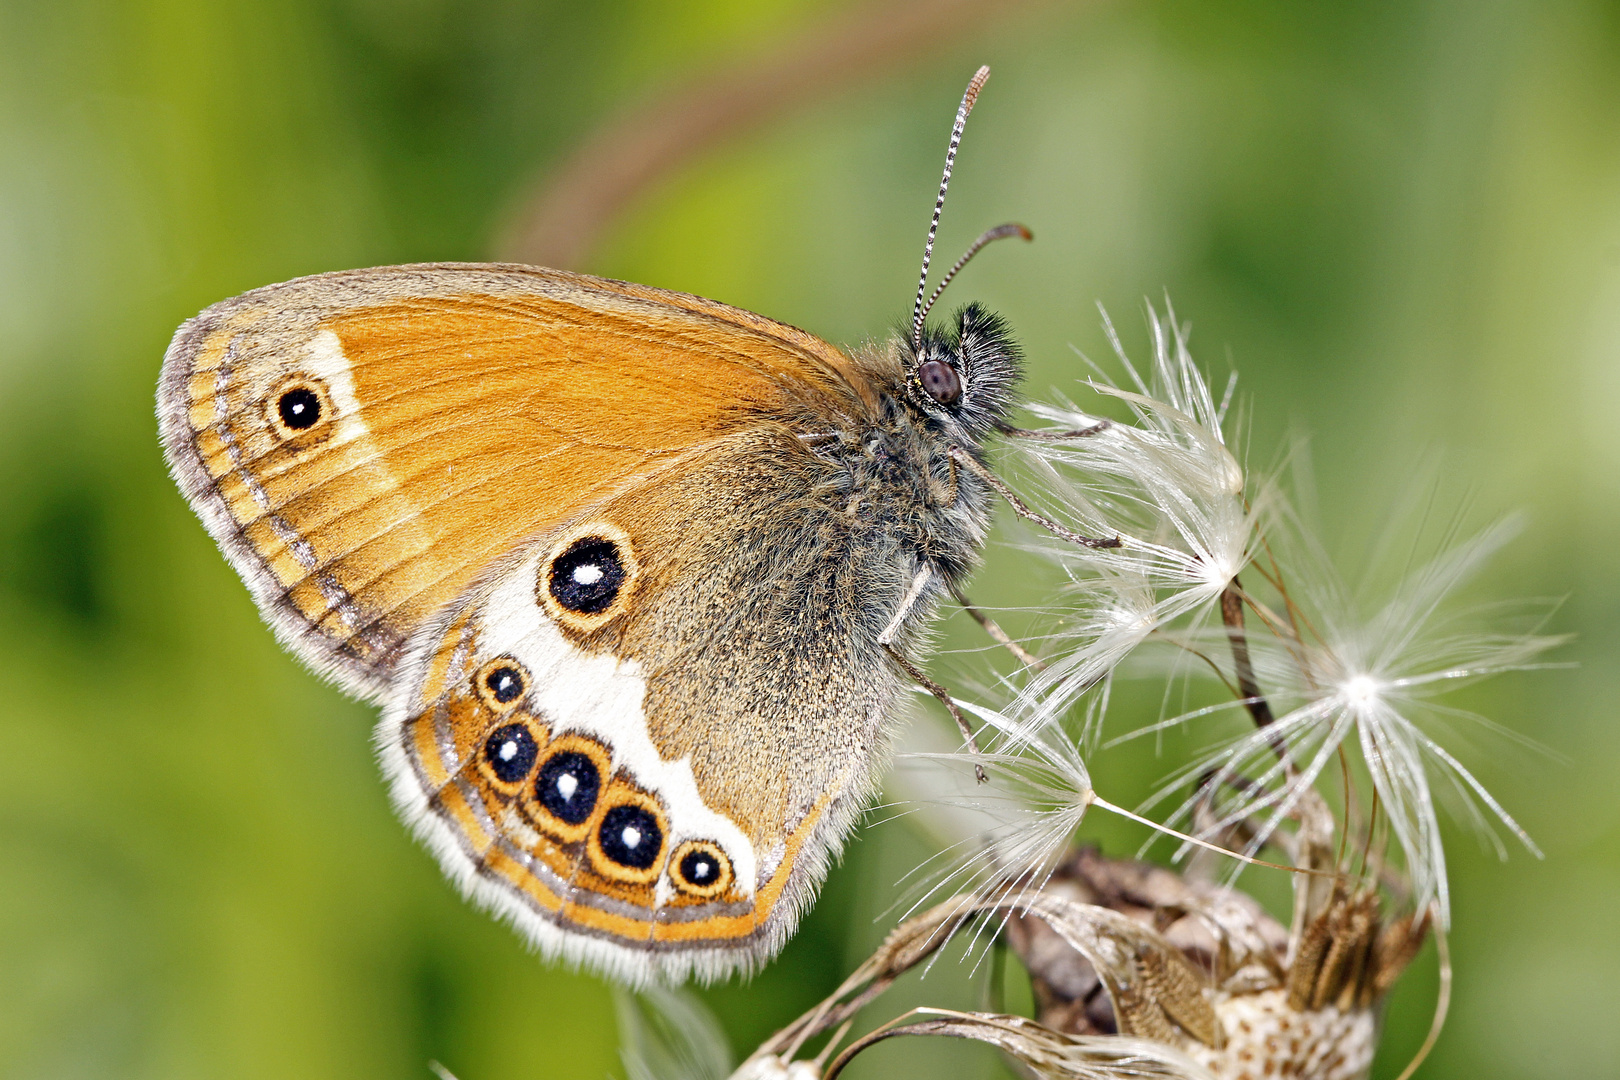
[382,432,916,983]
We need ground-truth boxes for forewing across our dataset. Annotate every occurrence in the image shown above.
[157,263,863,699]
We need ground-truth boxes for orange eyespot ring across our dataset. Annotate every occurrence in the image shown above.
[473,657,530,713]
[521,733,611,845]
[586,787,667,886]
[538,520,639,635]
[669,840,733,899]
[266,374,334,441]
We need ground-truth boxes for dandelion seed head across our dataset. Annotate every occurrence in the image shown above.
[1005,329,1557,930]
[1003,305,1259,735]
[1339,673,1383,709]
[1137,513,1560,928]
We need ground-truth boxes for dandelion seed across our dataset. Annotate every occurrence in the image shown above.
[1144,515,1564,925]
[1002,303,1261,741]
[891,694,1097,922]
[897,691,1291,938]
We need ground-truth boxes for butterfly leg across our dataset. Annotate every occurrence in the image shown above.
[883,644,988,784]
[877,565,935,645]
[944,579,1046,672]
[992,418,1113,440]
[949,447,1121,550]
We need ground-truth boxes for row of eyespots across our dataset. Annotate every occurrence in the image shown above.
[472,657,731,896]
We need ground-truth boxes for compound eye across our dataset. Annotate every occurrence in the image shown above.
[917,359,962,405]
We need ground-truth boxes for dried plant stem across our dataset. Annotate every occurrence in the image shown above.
[813,1020,854,1069]
[1219,578,1303,784]
[498,0,1067,267]
[1220,580,1275,729]
[750,896,984,1065]
[822,1010,953,1080]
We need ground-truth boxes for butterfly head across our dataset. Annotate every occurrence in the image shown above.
[903,302,1021,440]
[897,67,1028,446]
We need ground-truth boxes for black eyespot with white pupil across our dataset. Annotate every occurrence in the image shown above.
[549,537,625,614]
[670,840,731,895]
[681,850,718,885]
[484,664,525,704]
[482,724,537,784]
[917,359,962,405]
[536,751,600,825]
[599,805,663,870]
[277,386,323,430]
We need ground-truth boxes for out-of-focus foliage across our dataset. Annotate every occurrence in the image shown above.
[0,2,1615,1078]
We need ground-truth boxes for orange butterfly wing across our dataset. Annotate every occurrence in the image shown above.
[158,263,868,699]
[384,432,895,983]
[160,263,924,982]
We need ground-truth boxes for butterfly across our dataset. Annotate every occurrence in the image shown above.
[155,67,1078,985]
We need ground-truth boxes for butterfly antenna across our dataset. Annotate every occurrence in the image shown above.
[912,65,992,352]
[915,222,1032,331]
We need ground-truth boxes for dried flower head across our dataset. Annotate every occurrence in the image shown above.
[728,850,1433,1080]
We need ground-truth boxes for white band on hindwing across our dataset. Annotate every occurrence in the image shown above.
[477,549,760,896]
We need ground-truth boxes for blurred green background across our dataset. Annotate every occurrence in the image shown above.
[2,0,1616,1077]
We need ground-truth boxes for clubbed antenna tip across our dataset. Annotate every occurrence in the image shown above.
[912,66,992,352]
